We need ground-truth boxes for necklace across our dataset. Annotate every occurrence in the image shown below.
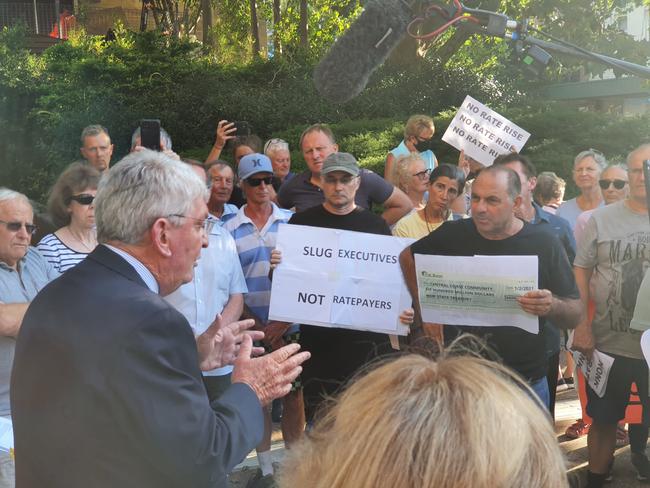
[65,226,97,253]
[422,207,449,234]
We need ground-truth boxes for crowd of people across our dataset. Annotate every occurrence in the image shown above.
[1,115,650,488]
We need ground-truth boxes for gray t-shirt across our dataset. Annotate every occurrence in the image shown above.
[0,247,56,415]
[574,201,650,359]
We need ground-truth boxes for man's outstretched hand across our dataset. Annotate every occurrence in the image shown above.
[196,315,264,371]
[232,335,310,406]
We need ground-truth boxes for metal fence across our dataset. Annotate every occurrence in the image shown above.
[0,1,74,36]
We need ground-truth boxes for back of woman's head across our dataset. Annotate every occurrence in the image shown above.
[279,353,567,488]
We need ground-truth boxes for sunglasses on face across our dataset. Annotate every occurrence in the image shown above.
[246,176,273,187]
[598,179,627,190]
[66,194,95,205]
[0,219,37,235]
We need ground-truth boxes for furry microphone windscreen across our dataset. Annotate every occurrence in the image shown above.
[313,0,414,104]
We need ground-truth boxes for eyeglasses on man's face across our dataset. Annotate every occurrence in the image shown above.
[0,220,37,235]
[167,214,215,234]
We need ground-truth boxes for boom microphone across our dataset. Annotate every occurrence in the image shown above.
[313,0,415,104]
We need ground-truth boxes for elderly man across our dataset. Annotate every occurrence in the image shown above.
[10,151,309,488]
[79,125,114,173]
[572,144,650,488]
[400,165,582,406]
[206,160,239,222]
[0,189,57,488]
[277,124,412,225]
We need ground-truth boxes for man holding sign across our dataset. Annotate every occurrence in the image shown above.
[276,152,414,422]
[400,166,581,407]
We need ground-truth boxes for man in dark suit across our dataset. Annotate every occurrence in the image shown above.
[10,150,309,488]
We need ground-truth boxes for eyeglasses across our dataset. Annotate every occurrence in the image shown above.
[323,174,358,185]
[167,214,215,234]
[413,168,432,180]
[66,194,95,205]
[0,219,37,235]
[599,179,627,190]
[246,176,273,187]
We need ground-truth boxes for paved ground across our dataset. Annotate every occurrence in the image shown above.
[229,388,649,487]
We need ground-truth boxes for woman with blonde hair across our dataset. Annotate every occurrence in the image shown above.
[279,353,568,488]
[391,153,431,210]
[385,114,438,183]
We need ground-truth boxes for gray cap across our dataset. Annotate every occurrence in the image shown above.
[321,152,359,176]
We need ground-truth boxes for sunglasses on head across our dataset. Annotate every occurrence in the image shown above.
[598,179,627,190]
[67,194,95,205]
[0,219,37,235]
[246,176,273,187]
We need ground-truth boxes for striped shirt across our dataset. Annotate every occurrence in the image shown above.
[37,233,91,274]
[224,203,293,324]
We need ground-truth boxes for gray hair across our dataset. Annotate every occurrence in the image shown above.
[264,138,289,156]
[81,124,110,144]
[574,149,607,170]
[393,154,426,194]
[130,126,173,150]
[627,143,650,166]
[95,150,208,245]
[0,188,31,208]
[603,163,628,173]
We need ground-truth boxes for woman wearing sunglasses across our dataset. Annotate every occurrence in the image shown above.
[37,162,100,274]
[384,114,438,184]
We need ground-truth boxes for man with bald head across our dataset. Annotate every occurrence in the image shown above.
[0,188,57,488]
[400,165,581,406]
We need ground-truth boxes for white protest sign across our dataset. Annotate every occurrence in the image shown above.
[442,95,531,167]
[414,254,539,334]
[269,224,414,335]
[572,350,614,398]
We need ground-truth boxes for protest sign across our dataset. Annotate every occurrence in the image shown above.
[268,224,414,335]
[414,254,538,333]
[572,349,614,398]
[442,95,531,167]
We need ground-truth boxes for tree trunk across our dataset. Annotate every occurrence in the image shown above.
[273,0,281,55]
[250,0,261,56]
[299,0,308,49]
[202,0,214,46]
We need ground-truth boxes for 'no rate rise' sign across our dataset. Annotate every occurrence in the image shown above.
[442,95,531,167]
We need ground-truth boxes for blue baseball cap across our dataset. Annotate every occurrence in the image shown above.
[238,153,274,181]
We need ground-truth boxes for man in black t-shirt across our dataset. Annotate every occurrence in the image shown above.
[399,166,582,407]
[279,152,411,421]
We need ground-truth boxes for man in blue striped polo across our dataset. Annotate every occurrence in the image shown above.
[223,153,293,485]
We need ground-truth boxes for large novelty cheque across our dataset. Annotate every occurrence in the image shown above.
[268,224,414,335]
[415,254,539,334]
[442,95,531,167]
